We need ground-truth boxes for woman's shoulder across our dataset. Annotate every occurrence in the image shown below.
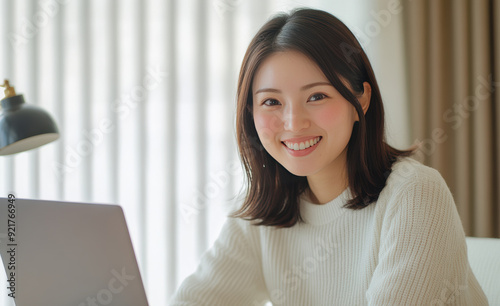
[386,156,448,191]
[375,157,462,237]
[378,156,454,211]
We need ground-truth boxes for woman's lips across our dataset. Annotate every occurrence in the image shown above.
[282,136,322,156]
[282,136,322,150]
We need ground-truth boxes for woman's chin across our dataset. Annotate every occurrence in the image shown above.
[281,164,316,178]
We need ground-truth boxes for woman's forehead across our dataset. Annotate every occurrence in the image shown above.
[252,51,329,92]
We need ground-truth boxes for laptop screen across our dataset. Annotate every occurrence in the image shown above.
[0,196,149,306]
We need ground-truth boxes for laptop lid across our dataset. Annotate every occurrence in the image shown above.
[0,196,149,306]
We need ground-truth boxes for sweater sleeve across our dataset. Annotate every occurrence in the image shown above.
[366,168,488,305]
[168,217,270,306]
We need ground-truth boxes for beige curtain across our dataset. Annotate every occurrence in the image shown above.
[402,0,500,238]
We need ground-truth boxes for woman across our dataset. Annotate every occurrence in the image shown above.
[169,8,487,305]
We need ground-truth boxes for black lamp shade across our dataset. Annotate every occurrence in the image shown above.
[0,94,59,155]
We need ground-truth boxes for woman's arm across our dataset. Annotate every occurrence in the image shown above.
[169,217,269,306]
[366,168,488,305]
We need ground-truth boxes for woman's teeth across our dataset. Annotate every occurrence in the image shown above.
[283,137,321,151]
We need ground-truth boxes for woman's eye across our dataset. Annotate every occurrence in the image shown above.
[263,99,281,106]
[309,93,327,102]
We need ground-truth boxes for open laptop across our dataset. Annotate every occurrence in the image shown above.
[0,196,149,306]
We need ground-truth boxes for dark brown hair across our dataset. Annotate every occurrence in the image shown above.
[232,8,413,227]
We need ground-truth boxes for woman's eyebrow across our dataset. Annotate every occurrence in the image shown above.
[254,81,332,94]
[301,81,332,91]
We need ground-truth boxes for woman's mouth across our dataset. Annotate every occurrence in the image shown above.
[282,136,322,151]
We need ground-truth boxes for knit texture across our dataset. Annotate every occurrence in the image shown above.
[169,157,488,305]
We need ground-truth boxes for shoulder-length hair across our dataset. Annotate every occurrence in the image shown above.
[232,8,413,227]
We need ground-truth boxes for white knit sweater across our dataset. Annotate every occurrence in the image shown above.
[169,157,488,305]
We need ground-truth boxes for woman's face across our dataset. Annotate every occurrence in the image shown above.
[252,50,361,179]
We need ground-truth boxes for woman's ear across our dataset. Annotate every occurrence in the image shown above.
[355,82,371,121]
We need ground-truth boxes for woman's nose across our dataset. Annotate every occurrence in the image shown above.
[283,104,310,132]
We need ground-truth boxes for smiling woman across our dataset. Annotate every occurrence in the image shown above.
[169,7,488,306]
[252,51,370,204]
[233,8,413,227]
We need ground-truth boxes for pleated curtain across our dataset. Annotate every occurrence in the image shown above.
[402,0,500,238]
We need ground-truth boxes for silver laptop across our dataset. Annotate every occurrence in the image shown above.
[0,196,149,306]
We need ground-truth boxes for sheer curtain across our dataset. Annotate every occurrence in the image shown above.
[0,0,408,304]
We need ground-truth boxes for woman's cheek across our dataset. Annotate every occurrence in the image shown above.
[253,112,282,145]
[316,103,351,126]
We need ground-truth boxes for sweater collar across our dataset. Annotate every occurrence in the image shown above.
[299,187,352,226]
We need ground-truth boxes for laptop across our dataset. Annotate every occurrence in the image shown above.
[0,196,149,306]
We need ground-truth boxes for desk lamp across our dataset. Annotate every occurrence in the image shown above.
[0,79,59,155]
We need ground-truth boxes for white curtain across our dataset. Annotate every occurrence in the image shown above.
[0,0,407,304]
